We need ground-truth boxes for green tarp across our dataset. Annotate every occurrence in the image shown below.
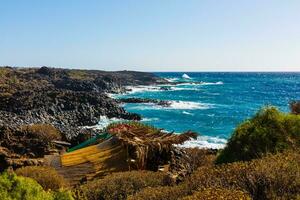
[67,132,111,153]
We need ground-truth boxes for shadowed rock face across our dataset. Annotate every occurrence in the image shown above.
[0,66,165,169]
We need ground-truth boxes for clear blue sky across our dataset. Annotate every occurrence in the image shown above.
[1,0,299,71]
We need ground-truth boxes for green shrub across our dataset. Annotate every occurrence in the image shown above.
[15,166,68,191]
[78,171,166,200]
[52,190,74,200]
[216,107,300,163]
[0,172,73,200]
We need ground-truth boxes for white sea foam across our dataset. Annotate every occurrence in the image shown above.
[182,111,194,115]
[85,116,125,130]
[125,85,199,94]
[141,117,160,122]
[182,73,191,79]
[128,101,213,110]
[125,85,161,94]
[105,92,117,98]
[175,81,223,86]
[168,101,212,110]
[179,136,227,149]
[201,81,224,85]
[124,81,223,95]
[165,78,179,82]
[170,86,200,91]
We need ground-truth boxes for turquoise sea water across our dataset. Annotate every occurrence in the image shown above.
[113,72,300,148]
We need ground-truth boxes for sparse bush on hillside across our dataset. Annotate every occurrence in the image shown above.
[0,68,10,78]
[68,70,91,80]
[216,107,300,163]
[15,166,68,191]
[243,151,300,200]
[290,100,300,115]
[77,171,166,200]
[190,151,300,200]
[184,148,216,170]
[0,172,73,200]
[129,151,300,200]
[106,121,160,135]
[20,124,61,142]
[180,187,251,200]
[127,184,191,200]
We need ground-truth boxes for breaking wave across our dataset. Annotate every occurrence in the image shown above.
[175,81,223,86]
[128,100,213,110]
[202,81,224,85]
[182,111,194,115]
[179,135,227,149]
[125,85,161,94]
[168,101,212,110]
[86,116,125,130]
[182,73,191,79]
[125,82,223,94]
[141,117,159,122]
[165,78,179,82]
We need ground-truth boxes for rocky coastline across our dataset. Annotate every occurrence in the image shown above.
[0,66,168,169]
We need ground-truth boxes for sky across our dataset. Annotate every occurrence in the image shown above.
[0,0,300,72]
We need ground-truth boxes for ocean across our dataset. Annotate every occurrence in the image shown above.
[103,72,300,149]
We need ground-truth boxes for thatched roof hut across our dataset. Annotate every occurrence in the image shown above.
[49,122,197,184]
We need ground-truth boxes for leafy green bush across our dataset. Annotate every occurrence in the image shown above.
[77,171,166,200]
[15,166,68,191]
[216,107,300,163]
[0,172,73,200]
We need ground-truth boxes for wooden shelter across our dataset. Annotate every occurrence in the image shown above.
[46,122,197,185]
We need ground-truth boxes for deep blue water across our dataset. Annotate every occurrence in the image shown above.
[114,72,300,148]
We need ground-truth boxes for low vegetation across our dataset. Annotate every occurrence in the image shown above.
[0,172,73,200]
[15,166,68,191]
[216,107,300,163]
[180,188,251,200]
[77,171,166,200]
[68,70,91,80]
[290,100,300,115]
[20,124,61,142]
[128,151,299,200]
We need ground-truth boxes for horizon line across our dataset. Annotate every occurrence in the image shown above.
[1,65,300,73]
